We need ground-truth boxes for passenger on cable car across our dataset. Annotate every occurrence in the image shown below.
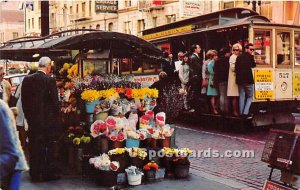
[214,47,231,115]
[187,44,202,113]
[207,50,219,115]
[228,43,242,117]
[235,43,256,117]
[178,55,190,111]
[161,52,175,77]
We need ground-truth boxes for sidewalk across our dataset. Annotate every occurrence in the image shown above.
[20,169,237,190]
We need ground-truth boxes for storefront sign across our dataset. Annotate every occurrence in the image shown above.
[254,70,274,99]
[263,179,293,190]
[293,72,300,96]
[181,0,203,18]
[95,1,118,13]
[142,25,193,41]
[133,75,159,87]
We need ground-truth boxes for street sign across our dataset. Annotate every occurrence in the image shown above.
[263,179,294,190]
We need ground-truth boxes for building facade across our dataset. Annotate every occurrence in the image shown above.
[23,0,300,37]
[0,1,24,44]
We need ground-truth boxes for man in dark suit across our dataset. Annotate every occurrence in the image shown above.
[187,44,202,112]
[21,57,60,182]
[235,43,256,116]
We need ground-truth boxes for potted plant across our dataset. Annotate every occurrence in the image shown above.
[81,89,100,113]
[143,161,159,181]
[90,120,109,153]
[173,157,190,178]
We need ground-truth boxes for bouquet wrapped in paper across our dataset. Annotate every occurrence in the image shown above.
[90,120,108,138]
[89,153,120,171]
[155,112,166,127]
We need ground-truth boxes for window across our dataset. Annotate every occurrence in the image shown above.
[260,2,272,20]
[89,0,92,16]
[96,24,100,30]
[70,6,73,16]
[82,2,86,17]
[223,1,234,9]
[166,14,176,24]
[124,21,131,34]
[137,19,145,35]
[76,4,79,14]
[108,23,113,31]
[28,19,30,29]
[39,17,41,30]
[152,17,157,27]
[120,59,131,74]
[12,32,18,39]
[125,0,132,7]
[254,30,271,66]
[295,32,300,66]
[89,25,92,29]
[83,60,107,76]
[276,31,291,66]
[32,18,34,29]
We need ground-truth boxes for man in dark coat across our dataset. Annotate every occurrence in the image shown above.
[235,43,256,116]
[187,44,202,112]
[22,57,60,182]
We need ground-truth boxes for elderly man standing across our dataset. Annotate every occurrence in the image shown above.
[21,57,60,182]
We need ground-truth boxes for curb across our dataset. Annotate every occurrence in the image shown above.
[190,168,256,190]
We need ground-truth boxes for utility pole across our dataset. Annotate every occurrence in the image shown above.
[41,0,49,36]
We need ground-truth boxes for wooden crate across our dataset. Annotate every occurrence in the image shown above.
[261,129,300,174]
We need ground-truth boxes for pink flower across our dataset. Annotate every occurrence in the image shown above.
[156,116,164,121]
[110,135,117,141]
[106,118,116,129]
[117,132,125,141]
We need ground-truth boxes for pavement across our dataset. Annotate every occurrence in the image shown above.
[20,123,278,190]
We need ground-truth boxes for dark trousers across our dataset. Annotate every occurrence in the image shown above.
[28,131,58,179]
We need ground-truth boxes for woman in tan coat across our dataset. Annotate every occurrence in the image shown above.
[227,43,242,116]
[0,67,11,104]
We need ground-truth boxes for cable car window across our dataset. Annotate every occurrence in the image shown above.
[132,59,142,74]
[295,32,300,66]
[276,31,291,66]
[120,58,131,74]
[83,60,107,76]
[254,30,271,66]
[143,61,156,74]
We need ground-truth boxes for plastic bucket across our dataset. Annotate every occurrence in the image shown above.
[85,100,99,113]
[126,138,140,148]
[127,173,142,186]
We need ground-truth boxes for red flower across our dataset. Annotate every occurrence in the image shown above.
[125,88,132,98]
[139,133,145,140]
[156,116,164,121]
[93,124,101,134]
[147,128,154,134]
[146,111,154,118]
[106,118,116,129]
[110,162,118,171]
[141,115,151,121]
[110,135,117,141]
[99,123,107,133]
[143,165,150,171]
[117,132,125,141]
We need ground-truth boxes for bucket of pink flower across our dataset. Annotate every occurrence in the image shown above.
[89,154,120,187]
[106,116,127,149]
[90,120,109,154]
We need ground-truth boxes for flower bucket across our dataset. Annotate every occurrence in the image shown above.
[148,138,158,149]
[155,168,165,179]
[174,164,190,178]
[131,157,146,169]
[145,170,156,181]
[94,111,109,121]
[109,140,125,150]
[162,157,175,178]
[158,137,171,148]
[111,155,129,172]
[126,138,140,148]
[127,172,142,186]
[85,100,99,113]
[95,136,109,154]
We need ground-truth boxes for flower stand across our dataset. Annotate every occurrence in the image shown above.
[94,111,109,121]
[174,164,190,178]
[158,137,171,148]
[109,140,125,150]
[131,157,146,169]
[126,138,140,148]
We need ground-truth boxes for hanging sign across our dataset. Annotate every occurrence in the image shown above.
[95,1,118,13]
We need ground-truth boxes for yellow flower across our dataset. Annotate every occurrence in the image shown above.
[63,63,71,70]
[73,137,81,145]
[81,90,100,102]
[67,64,78,78]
